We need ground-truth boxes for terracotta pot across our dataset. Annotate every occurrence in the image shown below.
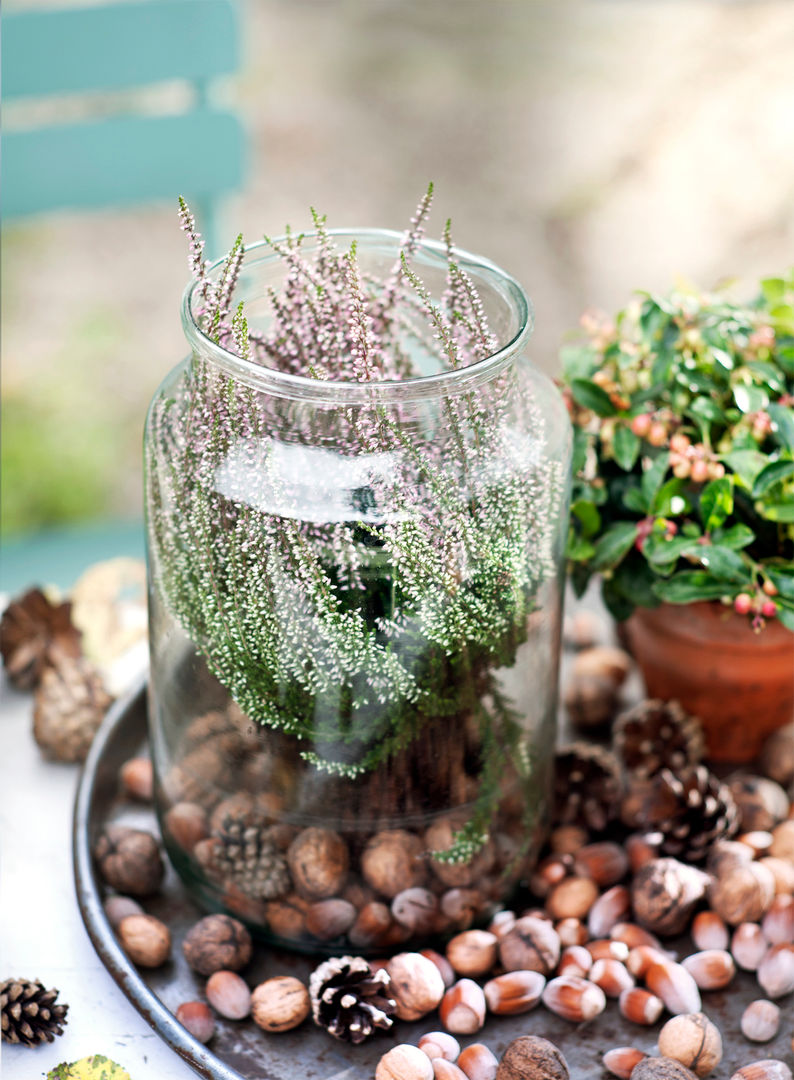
[623,601,794,763]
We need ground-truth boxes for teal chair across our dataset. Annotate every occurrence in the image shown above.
[1,0,245,256]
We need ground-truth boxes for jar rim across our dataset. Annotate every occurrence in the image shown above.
[181,228,534,402]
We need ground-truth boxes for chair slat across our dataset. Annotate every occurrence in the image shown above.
[2,0,239,100]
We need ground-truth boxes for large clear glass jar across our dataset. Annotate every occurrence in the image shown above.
[144,230,571,953]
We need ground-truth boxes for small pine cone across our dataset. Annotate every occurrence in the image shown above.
[207,816,291,901]
[309,955,396,1044]
[554,744,623,832]
[613,699,704,780]
[0,978,68,1046]
[0,588,81,690]
[621,765,739,863]
[33,648,113,762]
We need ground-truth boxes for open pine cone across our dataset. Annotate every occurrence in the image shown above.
[309,955,395,1044]
[613,699,704,779]
[33,647,113,762]
[621,764,739,862]
[0,588,81,690]
[1,978,68,1045]
[554,743,624,832]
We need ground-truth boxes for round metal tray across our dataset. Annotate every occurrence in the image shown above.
[73,679,792,1079]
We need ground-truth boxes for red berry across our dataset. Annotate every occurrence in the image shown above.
[761,600,778,619]
[690,459,710,484]
[734,593,753,615]
[648,421,668,447]
[763,580,779,597]
[631,414,653,438]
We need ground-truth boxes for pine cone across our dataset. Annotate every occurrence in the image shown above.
[613,699,704,779]
[621,765,739,862]
[201,817,291,901]
[554,744,623,832]
[1,978,68,1045]
[309,955,396,1044]
[0,588,81,690]
[33,648,113,762]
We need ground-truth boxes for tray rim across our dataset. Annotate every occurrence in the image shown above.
[72,674,246,1080]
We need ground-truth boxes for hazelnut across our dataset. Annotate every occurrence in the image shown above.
[348,901,393,949]
[205,970,251,1019]
[118,913,171,967]
[588,885,631,938]
[769,820,794,860]
[729,1062,793,1080]
[658,1013,723,1076]
[498,915,560,975]
[94,825,164,897]
[483,970,545,1015]
[376,1045,434,1080]
[417,1031,460,1061]
[488,910,517,939]
[119,756,153,800]
[757,943,794,999]
[680,950,735,990]
[732,923,769,971]
[387,952,445,1021]
[761,895,794,945]
[304,898,357,941]
[573,841,629,887]
[458,1043,499,1080]
[589,957,634,997]
[446,930,498,977]
[556,918,589,947]
[541,975,606,1022]
[362,829,425,898]
[618,987,663,1026]
[741,1000,781,1043]
[557,945,592,978]
[631,859,709,936]
[182,914,251,975]
[420,948,456,988]
[550,824,589,854]
[440,888,483,930]
[545,876,598,921]
[103,894,143,929]
[691,912,729,952]
[432,1062,469,1080]
[645,960,701,1016]
[164,802,208,853]
[603,1048,648,1079]
[439,979,487,1034]
[758,856,794,896]
[495,1035,569,1080]
[175,1000,214,1043]
[709,861,776,925]
[392,888,439,935]
[251,975,310,1032]
[287,827,349,899]
[265,894,309,941]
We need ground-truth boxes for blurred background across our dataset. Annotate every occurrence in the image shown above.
[2,0,794,582]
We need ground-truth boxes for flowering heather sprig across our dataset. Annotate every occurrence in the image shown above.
[178,195,214,306]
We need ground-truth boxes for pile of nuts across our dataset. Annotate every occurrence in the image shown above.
[96,723,794,1079]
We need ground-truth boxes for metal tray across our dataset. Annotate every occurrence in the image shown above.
[73,680,792,1079]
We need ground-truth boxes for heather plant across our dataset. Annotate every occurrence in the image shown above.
[562,275,794,630]
[145,190,565,864]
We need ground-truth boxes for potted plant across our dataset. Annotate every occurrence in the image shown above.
[563,274,794,762]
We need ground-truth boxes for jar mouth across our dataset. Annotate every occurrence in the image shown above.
[181,228,534,403]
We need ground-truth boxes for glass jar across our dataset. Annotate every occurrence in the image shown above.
[145,230,571,953]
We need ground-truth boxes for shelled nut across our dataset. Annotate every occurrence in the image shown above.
[681,950,736,990]
[118,913,171,967]
[657,1013,723,1077]
[251,975,310,1032]
[376,1044,434,1080]
[738,832,774,857]
[457,1042,499,1080]
[483,970,545,1015]
[645,961,702,1015]
[691,912,729,952]
[541,975,606,1022]
[387,952,446,1021]
[740,1000,781,1043]
[439,979,487,1034]
[732,923,769,971]
[603,1047,648,1079]
[446,931,499,977]
[175,1001,215,1043]
[205,970,251,1020]
[495,1035,569,1080]
[618,987,663,1025]
[417,1031,460,1061]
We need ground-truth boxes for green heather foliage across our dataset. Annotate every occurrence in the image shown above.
[562,273,794,631]
[147,193,564,860]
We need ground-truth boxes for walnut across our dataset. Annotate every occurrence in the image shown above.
[498,915,560,975]
[287,827,349,899]
[251,976,310,1032]
[658,1013,723,1077]
[361,829,426,898]
[386,951,445,1021]
[182,914,251,975]
[630,1060,699,1080]
[94,825,164,897]
[631,859,709,936]
[496,1035,569,1080]
[708,861,775,926]
[424,818,495,888]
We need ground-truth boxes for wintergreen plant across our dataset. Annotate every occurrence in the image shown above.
[148,190,564,861]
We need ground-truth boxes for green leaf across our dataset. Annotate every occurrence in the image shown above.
[623,486,649,514]
[687,398,726,425]
[714,522,755,549]
[591,521,639,572]
[724,449,768,489]
[747,361,785,393]
[644,535,702,567]
[571,499,602,537]
[642,452,670,507]
[759,498,794,522]
[653,572,732,604]
[652,477,692,517]
[776,606,794,632]
[761,277,786,305]
[612,556,661,609]
[571,426,589,475]
[710,347,734,371]
[567,534,596,561]
[570,378,617,417]
[768,402,794,451]
[700,476,734,532]
[602,578,636,621]
[767,568,794,600]
[695,545,751,584]
[560,345,598,380]
[752,459,794,497]
[734,384,769,414]
[613,425,641,471]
